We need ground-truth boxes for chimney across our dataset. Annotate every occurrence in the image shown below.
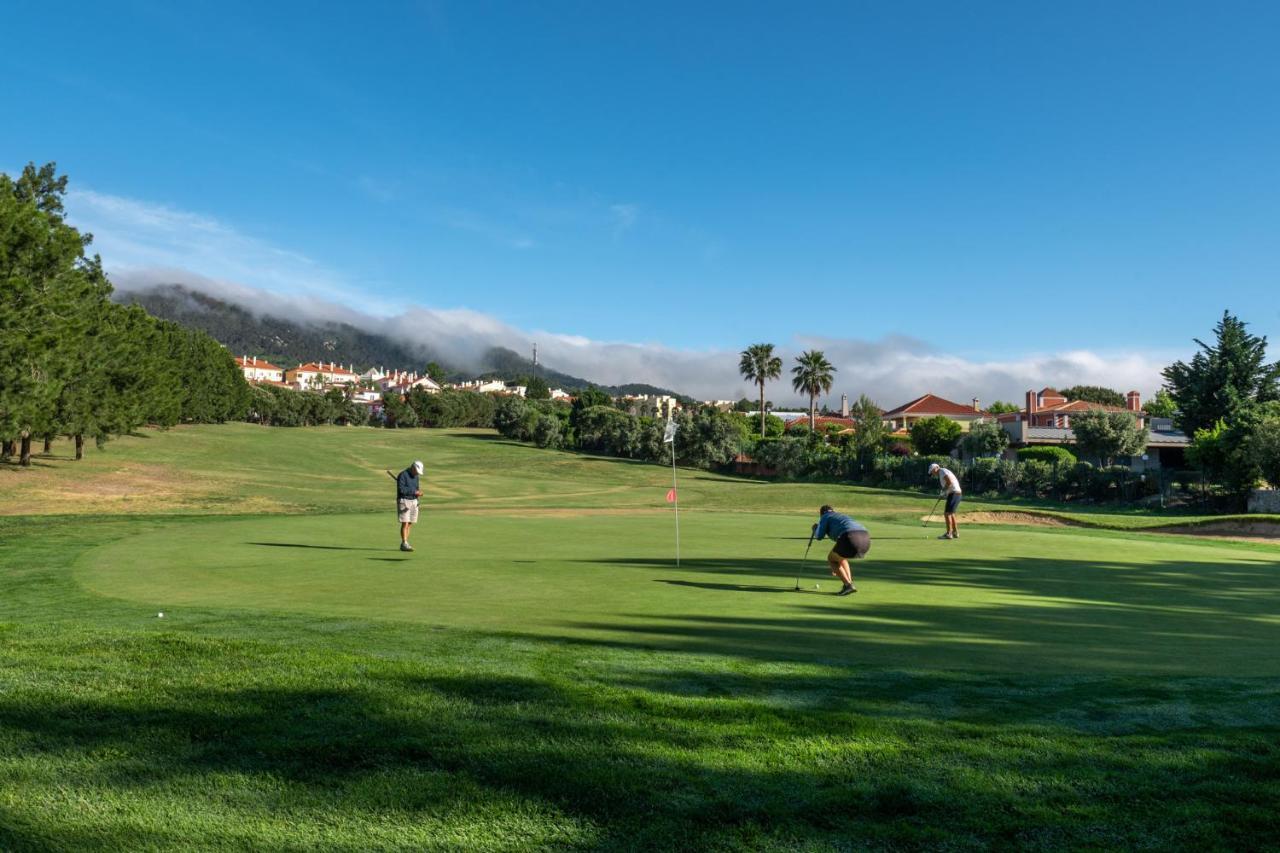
[972,397,980,412]
[840,394,849,418]
[1026,390,1037,425]
[1126,390,1141,412]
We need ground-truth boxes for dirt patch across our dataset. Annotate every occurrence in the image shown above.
[1152,521,1280,544]
[926,510,1280,545]
[923,511,1078,527]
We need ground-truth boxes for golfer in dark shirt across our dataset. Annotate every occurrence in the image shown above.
[811,505,871,596]
[396,460,424,552]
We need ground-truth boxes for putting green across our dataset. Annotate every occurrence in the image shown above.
[77,509,1280,675]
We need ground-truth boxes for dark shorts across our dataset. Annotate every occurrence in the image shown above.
[945,493,962,514]
[833,530,871,560]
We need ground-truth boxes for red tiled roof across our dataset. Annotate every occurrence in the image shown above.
[1041,400,1128,414]
[786,417,856,432]
[290,362,357,376]
[881,393,982,418]
[235,356,283,371]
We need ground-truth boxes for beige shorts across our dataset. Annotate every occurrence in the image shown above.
[397,498,419,523]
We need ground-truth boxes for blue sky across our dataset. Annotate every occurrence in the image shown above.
[3,1,1278,399]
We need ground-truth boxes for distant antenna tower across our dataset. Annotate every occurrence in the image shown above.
[532,342,538,368]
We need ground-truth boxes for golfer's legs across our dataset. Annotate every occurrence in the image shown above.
[400,521,412,542]
[828,550,852,585]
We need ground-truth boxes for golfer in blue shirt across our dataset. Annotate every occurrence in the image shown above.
[811,505,871,596]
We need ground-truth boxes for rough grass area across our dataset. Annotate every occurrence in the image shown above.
[1,426,1278,849]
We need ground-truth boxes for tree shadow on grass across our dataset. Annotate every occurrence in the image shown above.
[249,542,385,552]
[655,579,794,594]
[561,554,1280,673]
[0,660,1276,850]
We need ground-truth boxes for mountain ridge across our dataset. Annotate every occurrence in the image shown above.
[116,284,689,398]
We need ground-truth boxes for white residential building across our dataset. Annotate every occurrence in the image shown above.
[624,394,681,419]
[284,361,359,389]
[234,355,285,384]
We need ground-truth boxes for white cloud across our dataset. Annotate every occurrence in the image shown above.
[81,188,1176,403]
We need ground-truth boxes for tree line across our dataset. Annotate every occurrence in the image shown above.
[1,164,250,466]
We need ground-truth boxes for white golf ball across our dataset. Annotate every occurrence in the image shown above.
[157,612,164,618]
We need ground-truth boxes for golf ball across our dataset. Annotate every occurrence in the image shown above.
[157,612,164,618]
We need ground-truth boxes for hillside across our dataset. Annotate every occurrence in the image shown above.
[117,284,688,397]
[117,285,433,371]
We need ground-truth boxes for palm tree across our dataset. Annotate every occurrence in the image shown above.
[738,343,783,437]
[791,350,836,433]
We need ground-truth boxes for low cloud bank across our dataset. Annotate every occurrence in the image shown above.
[78,186,1175,406]
[110,269,1172,407]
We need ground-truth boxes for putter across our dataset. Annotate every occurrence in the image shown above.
[793,529,817,591]
[385,469,397,481]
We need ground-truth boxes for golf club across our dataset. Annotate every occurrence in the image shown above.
[385,469,397,481]
[923,494,943,536]
[793,529,817,591]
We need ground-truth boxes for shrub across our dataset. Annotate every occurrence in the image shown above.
[1017,446,1077,466]
[909,416,963,455]
[887,443,912,457]
[959,420,1009,458]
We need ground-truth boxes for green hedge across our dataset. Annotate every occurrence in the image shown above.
[1017,446,1077,466]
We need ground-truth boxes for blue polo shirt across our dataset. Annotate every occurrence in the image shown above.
[814,511,867,541]
[396,467,420,500]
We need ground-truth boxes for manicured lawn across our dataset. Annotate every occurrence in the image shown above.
[1,426,1278,849]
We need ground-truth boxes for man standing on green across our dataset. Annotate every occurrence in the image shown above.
[396,460,424,552]
[928,462,963,540]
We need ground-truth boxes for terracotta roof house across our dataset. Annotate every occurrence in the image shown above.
[285,361,359,389]
[996,388,1190,470]
[881,393,987,433]
[234,355,285,384]
[785,416,856,433]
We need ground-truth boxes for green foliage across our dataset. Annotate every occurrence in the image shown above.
[1187,419,1230,476]
[407,389,496,428]
[732,397,755,413]
[847,394,888,461]
[1163,311,1280,435]
[790,350,836,431]
[909,416,962,456]
[1016,446,1078,466]
[959,420,1009,458]
[1245,412,1280,487]
[0,164,249,464]
[1144,389,1177,419]
[1060,385,1126,407]
[1069,410,1148,467]
[739,343,783,436]
[525,376,551,401]
[986,400,1020,415]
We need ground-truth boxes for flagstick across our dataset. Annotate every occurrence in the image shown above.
[670,437,680,567]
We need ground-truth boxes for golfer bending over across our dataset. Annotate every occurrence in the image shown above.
[811,505,871,597]
[929,462,962,540]
[396,460,425,552]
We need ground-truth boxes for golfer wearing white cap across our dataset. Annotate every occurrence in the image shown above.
[928,462,962,540]
[396,460,425,551]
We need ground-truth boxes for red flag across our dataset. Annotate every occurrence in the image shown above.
[666,488,677,503]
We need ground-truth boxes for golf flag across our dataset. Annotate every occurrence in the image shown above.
[662,419,677,444]
[666,488,677,503]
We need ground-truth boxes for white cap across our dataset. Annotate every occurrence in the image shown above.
[928,463,940,473]
[413,460,424,473]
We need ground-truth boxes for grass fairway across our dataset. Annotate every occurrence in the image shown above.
[2,425,1279,849]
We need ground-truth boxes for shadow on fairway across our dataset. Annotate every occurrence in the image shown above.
[563,554,1280,673]
[1,660,1276,850]
[656,579,790,594]
[249,542,385,552]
